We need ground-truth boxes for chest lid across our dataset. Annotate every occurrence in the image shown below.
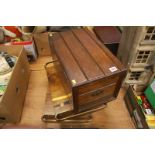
[50,28,125,86]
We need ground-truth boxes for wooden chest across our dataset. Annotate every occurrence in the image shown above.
[49,28,126,119]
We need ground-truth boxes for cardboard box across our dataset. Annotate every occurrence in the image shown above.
[0,45,30,123]
[33,32,52,57]
[12,39,38,61]
[0,38,38,62]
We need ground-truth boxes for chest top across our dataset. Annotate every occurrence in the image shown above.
[50,28,125,87]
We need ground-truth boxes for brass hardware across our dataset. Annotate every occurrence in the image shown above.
[71,80,76,85]
[42,115,92,123]
[91,90,103,96]
[52,94,71,102]
[55,104,107,121]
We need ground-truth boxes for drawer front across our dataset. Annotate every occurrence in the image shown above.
[78,75,119,94]
[78,83,116,105]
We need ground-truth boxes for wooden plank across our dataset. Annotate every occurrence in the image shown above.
[72,29,120,76]
[84,28,125,71]
[60,31,104,80]
[93,26,121,44]
[51,33,87,85]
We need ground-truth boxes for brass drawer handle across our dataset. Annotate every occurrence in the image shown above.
[91,90,104,96]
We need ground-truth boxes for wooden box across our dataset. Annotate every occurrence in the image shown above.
[124,85,149,129]
[49,28,126,119]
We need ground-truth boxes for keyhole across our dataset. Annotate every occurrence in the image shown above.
[16,87,19,94]
[0,117,6,121]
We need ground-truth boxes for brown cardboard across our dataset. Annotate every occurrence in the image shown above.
[0,45,30,123]
[0,37,38,62]
[33,32,51,56]
[11,39,38,62]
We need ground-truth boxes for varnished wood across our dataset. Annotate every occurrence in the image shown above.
[78,83,116,105]
[84,28,125,70]
[78,75,119,94]
[93,26,121,44]
[49,28,127,117]
[2,56,134,128]
[52,33,87,84]
[72,29,121,76]
[60,31,103,80]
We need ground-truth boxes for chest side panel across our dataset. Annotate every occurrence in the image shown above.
[60,31,104,80]
[84,28,125,70]
[51,33,87,85]
[72,29,121,76]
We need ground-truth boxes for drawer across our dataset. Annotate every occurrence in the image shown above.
[78,83,116,105]
[78,75,119,94]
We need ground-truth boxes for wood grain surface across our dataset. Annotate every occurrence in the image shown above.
[2,56,134,129]
[50,29,126,85]
[49,28,127,117]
